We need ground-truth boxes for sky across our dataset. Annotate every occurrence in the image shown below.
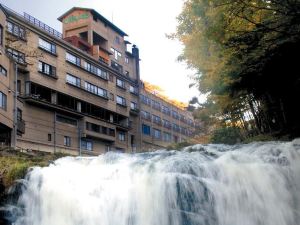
[1,0,205,104]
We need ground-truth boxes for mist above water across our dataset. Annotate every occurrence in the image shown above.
[11,140,300,225]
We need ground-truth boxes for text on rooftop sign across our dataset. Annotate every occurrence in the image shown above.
[63,13,90,24]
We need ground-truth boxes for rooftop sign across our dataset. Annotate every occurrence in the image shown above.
[63,13,89,24]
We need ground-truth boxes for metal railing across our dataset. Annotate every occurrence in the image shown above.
[1,4,63,39]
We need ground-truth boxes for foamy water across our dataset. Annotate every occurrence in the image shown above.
[10,140,300,225]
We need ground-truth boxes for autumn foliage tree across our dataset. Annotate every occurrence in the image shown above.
[173,0,300,141]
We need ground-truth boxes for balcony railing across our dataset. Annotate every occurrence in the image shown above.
[23,13,63,39]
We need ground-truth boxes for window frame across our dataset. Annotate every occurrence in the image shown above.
[38,38,56,55]
[0,91,7,111]
[66,73,81,87]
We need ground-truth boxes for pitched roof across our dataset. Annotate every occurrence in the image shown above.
[58,7,128,37]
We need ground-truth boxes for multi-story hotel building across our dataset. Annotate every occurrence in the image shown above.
[0,4,195,155]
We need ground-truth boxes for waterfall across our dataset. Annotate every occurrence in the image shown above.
[9,140,300,225]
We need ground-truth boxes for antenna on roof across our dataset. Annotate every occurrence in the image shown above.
[111,11,114,23]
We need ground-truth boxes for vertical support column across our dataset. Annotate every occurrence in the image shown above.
[53,111,56,153]
[132,45,142,152]
[12,63,18,149]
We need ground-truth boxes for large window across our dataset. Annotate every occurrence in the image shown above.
[38,61,56,77]
[7,22,26,40]
[66,74,81,87]
[84,82,108,98]
[56,114,77,126]
[0,92,7,110]
[142,124,151,136]
[116,96,126,106]
[83,61,108,80]
[38,38,56,54]
[111,47,122,60]
[116,79,126,89]
[86,122,115,137]
[6,48,25,64]
[0,65,7,76]
[66,52,81,66]
[81,139,93,151]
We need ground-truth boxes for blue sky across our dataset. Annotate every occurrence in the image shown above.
[1,0,205,104]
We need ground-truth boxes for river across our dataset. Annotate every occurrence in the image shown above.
[6,140,300,225]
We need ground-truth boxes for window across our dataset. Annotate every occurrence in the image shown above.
[152,114,161,125]
[0,91,7,110]
[130,102,138,110]
[172,123,180,132]
[141,110,151,120]
[6,48,25,64]
[84,61,108,80]
[111,47,122,60]
[129,85,138,95]
[0,25,3,46]
[125,57,129,64]
[163,119,172,129]
[84,82,108,98]
[48,134,52,141]
[81,139,93,151]
[17,108,22,121]
[7,22,26,40]
[17,80,21,95]
[0,65,7,76]
[162,105,171,116]
[116,79,126,89]
[114,36,120,44]
[163,132,172,142]
[66,52,81,66]
[38,61,56,77]
[66,74,81,87]
[116,96,126,106]
[118,132,126,141]
[140,95,151,106]
[38,38,56,54]
[142,124,151,136]
[172,110,180,120]
[64,136,71,147]
[153,129,161,139]
[56,114,77,126]
[111,61,123,73]
[152,100,161,111]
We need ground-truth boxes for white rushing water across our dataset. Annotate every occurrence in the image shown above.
[11,140,300,225]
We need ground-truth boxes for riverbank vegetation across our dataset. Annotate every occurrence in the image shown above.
[0,148,66,190]
[172,0,300,144]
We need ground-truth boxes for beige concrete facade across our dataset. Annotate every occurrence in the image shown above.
[0,5,195,155]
